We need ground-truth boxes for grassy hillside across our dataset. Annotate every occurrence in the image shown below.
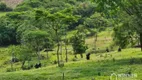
[0,12,6,16]
[0,0,141,80]
[0,48,142,80]
[0,29,142,80]
[0,29,113,72]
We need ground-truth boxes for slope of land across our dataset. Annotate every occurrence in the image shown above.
[0,29,113,72]
[0,29,142,80]
[0,12,6,16]
[0,48,142,80]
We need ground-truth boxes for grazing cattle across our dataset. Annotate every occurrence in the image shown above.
[106,48,109,52]
[75,55,77,58]
[86,53,91,60]
[34,63,41,68]
[30,64,33,68]
[118,47,121,52]
[12,58,19,63]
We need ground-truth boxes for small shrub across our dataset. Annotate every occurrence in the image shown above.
[100,54,103,57]
[6,68,16,72]
[126,68,132,75]
[3,60,10,65]
[112,58,115,62]
[0,2,6,11]
[140,58,142,63]
[110,54,112,57]
[59,61,64,67]
[104,54,107,58]
[96,49,106,53]
[97,60,100,62]
[53,60,57,64]
[6,7,13,11]
[98,72,101,76]
[129,57,135,64]
[72,57,78,61]
[14,5,32,11]
[0,2,13,11]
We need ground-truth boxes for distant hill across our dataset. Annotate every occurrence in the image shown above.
[1,0,23,8]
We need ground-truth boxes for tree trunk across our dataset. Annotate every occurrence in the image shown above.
[37,52,41,63]
[11,52,14,71]
[11,60,13,71]
[21,61,25,69]
[65,44,68,62]
[62,73,65,80]
[36,48,41,63]
[80,54,83,58]
[94,33,98,51]
[55,29,60,66]
[57,43,60,66]
[140,33,142,51]
[60,42,63,61]
[28,60,30,68]
[75,54,77,58]
[46,51,49,59]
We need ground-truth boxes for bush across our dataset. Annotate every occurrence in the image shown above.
[129,57,135,64]
[5,7,13,11]
[6,68,16,72]
[59,61,64,67]
[112,58,116,62]
[0,2,6,11]
[0,18,17,46]
[14,5,32,11]
[28,1,42,8]
[72,57,78,61]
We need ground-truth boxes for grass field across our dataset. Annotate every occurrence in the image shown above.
[0,29,142,80]
[0,48,142,80]
[0,12,7,17]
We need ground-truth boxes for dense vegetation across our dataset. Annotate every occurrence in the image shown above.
[0,2,12,11]
[0,0,142,80]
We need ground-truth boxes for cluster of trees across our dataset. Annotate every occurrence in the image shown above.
[0,0,107,68]
[92,0,142,50]
[2,0,142,69]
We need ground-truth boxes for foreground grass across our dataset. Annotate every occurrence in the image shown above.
[1,29,141,80]
[0,12,7,17]
[0,48,142,80]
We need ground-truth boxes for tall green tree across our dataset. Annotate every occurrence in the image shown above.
[0,17,17,46]
[71,26,88,58]
[9,45,33,69]
[43,9,78,66]
[22,30,51,63]
[94,0,142,51]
